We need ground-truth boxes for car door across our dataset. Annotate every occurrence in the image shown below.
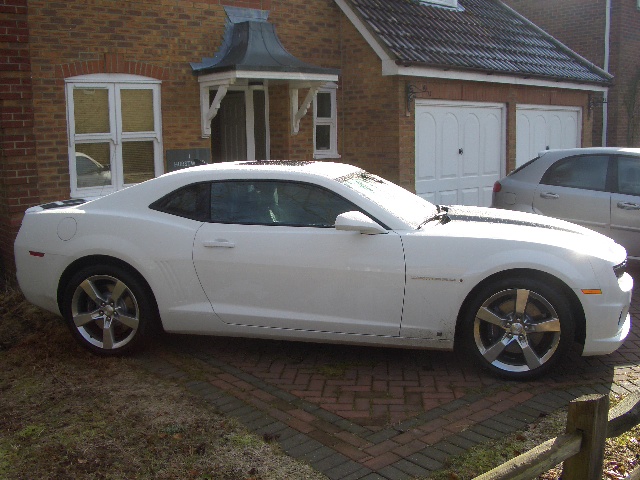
[532,154,611,237]
[192,180,405,336]
[611,155,640,258]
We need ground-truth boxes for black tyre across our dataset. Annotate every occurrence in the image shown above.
[62,264,157,355]
[460,276,575,380]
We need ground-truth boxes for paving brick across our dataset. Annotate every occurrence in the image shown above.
[286,438,325,457]
[431,441,465,456]
[393,458,431,477]
[406,451,444,471]
[325,460,365,480]
[363,451,401,470]
[312,452,351,472]
[375,465,411,480]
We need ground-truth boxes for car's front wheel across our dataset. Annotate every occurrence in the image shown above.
[461,277,575,380]
[62,264,157,355]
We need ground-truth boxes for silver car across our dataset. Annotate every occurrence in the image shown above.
[492,147,640,260]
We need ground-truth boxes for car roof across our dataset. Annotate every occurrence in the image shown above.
[539,147,640,158]
[161,160,361,182]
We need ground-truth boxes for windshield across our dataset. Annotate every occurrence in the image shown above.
[338,172,438,228]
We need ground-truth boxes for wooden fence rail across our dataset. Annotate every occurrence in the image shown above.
[474,391,640,480]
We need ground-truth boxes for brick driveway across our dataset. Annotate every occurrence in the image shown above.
[140,265,640,480]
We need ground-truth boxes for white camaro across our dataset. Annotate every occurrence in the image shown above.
[15,161,633,379]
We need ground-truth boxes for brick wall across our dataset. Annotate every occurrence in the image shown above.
[612,0,640,146]
[0,0,38,273]
[340,16,401,183]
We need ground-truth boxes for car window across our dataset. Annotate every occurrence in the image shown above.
[210,181,359,227]
[540,155,609,191]
[149,182,210,221]
[617,156,640,196]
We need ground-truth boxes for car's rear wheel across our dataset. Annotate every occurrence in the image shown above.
[461,277,575,380]
[62,264,156,355]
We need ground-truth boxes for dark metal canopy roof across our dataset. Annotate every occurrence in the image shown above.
[191,7,339,77]
[344,0,612,85]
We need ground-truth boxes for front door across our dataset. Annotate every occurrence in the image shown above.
[192,180,405,336]
[211,88,269,162]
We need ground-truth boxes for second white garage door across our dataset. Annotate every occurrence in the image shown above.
[516,105,581,168]
[415,101,505,207]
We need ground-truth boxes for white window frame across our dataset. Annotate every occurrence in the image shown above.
[65,74,163,198]
[313,82,340,159]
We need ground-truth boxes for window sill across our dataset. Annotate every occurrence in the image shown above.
[313,152,341,160]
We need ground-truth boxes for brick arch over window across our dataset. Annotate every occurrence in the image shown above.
[56,53,169,80]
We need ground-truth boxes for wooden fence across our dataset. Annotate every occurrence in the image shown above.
[473,392,640,480]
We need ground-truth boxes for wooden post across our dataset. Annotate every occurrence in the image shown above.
[562,394,609,480]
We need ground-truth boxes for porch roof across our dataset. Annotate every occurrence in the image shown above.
[191,7,339,81]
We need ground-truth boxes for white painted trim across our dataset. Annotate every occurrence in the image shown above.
[313,83,340,159]
[197,70,338,84]
[385,62,609,92]
[206,85,229,123]
[66,76,163,197]
[291,87,319,135]
[199,79,236,138]
[245,88,255,161]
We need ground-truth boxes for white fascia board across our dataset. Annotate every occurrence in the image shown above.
[197,70,338,85]
[334,0,392,63]
[384,61,609,93]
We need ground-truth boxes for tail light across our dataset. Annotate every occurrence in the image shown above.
[493,181,502,193]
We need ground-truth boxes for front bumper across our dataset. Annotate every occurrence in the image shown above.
[581,271,633,356]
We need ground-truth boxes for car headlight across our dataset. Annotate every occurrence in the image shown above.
[613,259,628,279]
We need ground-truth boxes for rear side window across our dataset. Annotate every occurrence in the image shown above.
[150,183,210,221]
[540,155,609,191]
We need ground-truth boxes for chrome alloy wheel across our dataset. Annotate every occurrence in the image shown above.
[71,275,140,350]
[473,288,562,373]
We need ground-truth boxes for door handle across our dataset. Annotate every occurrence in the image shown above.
[539,192,559,200]
[202,239,235,248]
[617,202,640,211]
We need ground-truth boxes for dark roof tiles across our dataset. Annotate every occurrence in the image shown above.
[347,0,611,84]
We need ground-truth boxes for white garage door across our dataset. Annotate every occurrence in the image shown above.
[415,101,505,207]
[516,105,581,168]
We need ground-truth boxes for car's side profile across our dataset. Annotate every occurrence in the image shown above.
[492,147,640,259]
[15,161,633,380]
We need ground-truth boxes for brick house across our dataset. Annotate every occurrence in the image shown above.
[503,0,640,148]
[0,0,611,272]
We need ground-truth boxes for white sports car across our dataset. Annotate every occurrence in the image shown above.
[15,161,633,380]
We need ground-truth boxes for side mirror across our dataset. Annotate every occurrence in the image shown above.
[335,211,387,235]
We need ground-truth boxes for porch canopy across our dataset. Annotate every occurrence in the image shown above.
[191,7,340,137]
